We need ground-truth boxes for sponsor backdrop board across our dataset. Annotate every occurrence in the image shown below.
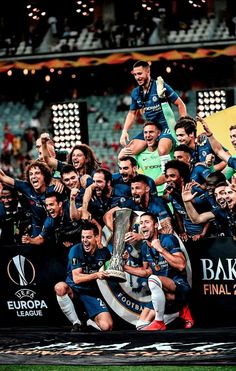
[189,237,236,327]
[0,238,236,327]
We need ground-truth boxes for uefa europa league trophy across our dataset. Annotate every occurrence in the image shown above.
[106,208,132,282]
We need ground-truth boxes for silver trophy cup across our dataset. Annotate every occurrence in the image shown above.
[106,208,132,282]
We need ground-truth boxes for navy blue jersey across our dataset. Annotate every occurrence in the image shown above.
[66,243,111,292]
[192,134,228,165]
[88,188,129,224]
[194,190,235,237]
[65,188,85,209]
[0,204,28,243]
[88,196,110,225]
[0,202,5,219]
[40,199,70,237]
[14,179,55,237]
[210,205,235,237]
[40,216,60,243]
[56,159,67,173]
[112,172,157,197]
[228,156,236,170]
[130,80,179,131]
[140,234,187,280]
[167,192,205,236]
[190,164,211,185]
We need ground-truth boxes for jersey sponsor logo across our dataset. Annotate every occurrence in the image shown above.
[144,165,160,170]
[144,104,161,112]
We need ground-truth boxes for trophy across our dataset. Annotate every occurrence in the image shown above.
[106,208,132,282]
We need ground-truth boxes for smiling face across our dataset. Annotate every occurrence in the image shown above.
[214,185,227,208]
[119,159,136,183]
[132,66,150,87]
[140,214,158,241]
[45,196,62,218]
[175,128,193,146]
[225,186,236,210]
[71,149,86,170]
[28,166,46,193]
[62,171,80,190]
[131,181,149,205]
[144,124,160,149]
[230,128,236,150]
[81,229,98,254]
[165,168,183,190]
[174,150,191,165]
[93,172,108,197]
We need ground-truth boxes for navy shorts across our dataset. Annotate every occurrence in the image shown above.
[143,276,191,310]
[74,290,109,319]
[174,277,191,304]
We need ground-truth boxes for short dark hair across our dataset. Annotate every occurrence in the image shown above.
[45,191,63,203]
[175,116,197,137]
[174,144,192,156]
[60,164,77,177]
[119,156,137,167]
[214,181,227,189]
[132,60,150,69]
[206,171,226,186]
[1,185,17,198]
[140,212,157,224]
[94,168,113,185]
[230,125,236,131]
[81,221,99,236]
[131,174,149,186]
[143,121,162,132]
[165,159,190,184]
[213,181,227,201]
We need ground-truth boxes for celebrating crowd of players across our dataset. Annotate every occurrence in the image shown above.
[1,60,236,332]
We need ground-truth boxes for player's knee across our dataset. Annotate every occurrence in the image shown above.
[148,275,163,291]
[54,281,68,296]
[96,314,113,331]
[99,320,113,331]
[166,292,175,301]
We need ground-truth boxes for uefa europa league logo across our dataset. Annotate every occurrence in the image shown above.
[7,255,35,286]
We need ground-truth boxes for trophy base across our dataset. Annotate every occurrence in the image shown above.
[106,269,127,283]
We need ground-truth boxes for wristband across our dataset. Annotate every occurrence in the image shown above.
[206,133,213,137]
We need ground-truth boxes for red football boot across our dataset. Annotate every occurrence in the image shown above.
[179,305,194,329]
[142,320,166,331]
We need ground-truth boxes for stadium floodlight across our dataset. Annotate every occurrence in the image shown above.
[51,101,88,151]
[196,88,234,118]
